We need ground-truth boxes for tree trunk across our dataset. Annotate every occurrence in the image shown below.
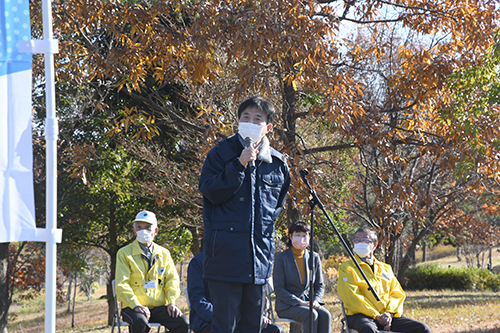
[188,226,202,255]
[488,247,492,271]
[422,242,427,263]
[282,78,301,227]
[108,204,117,326]
[0,243,10,333]
[106,278,114,326]
[384,224,404,269]
[72,274,77,327]
[397,229,427,281]
[87,284,92,302]
[286,197,301,227]
[410,246,416,268]
[282,78,296,147]
[67,272,73,313]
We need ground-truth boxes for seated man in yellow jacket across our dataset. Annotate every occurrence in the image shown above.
[337,227,431,333]
[116,210,189,333]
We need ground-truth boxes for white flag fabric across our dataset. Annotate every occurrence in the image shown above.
[0,0,37,242]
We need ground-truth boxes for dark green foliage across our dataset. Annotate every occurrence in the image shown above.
[404,265,500,291]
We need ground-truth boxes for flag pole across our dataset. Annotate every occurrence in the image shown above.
[41,0,58,330]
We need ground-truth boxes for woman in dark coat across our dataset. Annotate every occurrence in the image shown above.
[272,221,331,333]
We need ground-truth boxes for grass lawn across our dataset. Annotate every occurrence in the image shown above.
[8,286,500,333]
[7,247,500,333]
[415,246,500,270]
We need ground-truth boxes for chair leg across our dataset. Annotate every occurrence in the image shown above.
[110,317,117,333]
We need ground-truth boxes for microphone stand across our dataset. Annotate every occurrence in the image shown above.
[307,195,316,333]
[299,170,380,308]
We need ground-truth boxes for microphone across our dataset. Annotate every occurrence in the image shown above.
[300,169,312,191]
[243,137,255,168]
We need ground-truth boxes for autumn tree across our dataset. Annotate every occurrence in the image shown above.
[442,30,500,270]
[50,0,499,248]
[333,27,500,278]
[181,0,500,276]
[24,0,500,324]
[0,243,64,332]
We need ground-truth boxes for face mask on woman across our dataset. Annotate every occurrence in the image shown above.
[291,234,309,250]
[136,229,154,244]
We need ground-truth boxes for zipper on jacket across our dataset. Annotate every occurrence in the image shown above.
[211,230,217,257]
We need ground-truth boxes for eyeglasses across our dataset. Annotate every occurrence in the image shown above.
[353,238,372,244]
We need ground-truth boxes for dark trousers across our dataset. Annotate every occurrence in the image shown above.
[347,313,432,333]
[277,305,331,333]
[195,321,283,333]
[262,323,284,333]
[208,280,265,333]
[122,306,189,333]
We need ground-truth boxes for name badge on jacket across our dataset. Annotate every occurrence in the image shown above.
[144,281,156,289]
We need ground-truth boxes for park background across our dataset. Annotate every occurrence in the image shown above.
[7,244,500,332]
[2,0,500,332]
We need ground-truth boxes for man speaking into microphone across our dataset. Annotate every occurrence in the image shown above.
[199,96,291,333]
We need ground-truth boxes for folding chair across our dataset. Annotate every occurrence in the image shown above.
[185,288,191,310]
[339,299,392,333]
[111,279,163,333]
[339,298,357,333]
[266,281,303,333]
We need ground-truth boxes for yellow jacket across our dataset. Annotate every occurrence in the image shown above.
[115,240,180,309]
[337,255,405,319]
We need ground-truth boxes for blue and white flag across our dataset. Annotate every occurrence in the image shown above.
[0,0,37,242]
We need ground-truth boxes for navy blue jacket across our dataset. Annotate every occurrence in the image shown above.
[187,253,212,333]
[199,134,290,284]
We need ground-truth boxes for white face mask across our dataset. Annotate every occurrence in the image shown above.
[291,235,309,250]
[353,242,371,258]
[238,122,266,144]
[136,229,155,244]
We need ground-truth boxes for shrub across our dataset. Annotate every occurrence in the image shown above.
[404,265,500,291]
[322,254,349,292]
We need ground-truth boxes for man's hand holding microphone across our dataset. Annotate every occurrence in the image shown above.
[240,137,258,168]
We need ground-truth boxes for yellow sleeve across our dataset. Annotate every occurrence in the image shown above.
[115,248,142,309]
[337,262,380,319]
[386,269,405,317]
[162,249,181,305]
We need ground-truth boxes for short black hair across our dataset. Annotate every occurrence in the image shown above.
[353,227,378,243]
[287,221,311,247]
[237,97,276,124]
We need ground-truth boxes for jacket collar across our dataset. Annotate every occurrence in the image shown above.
[131,239,161,257]
[237,134,272,164]
[354,254,381,273]
[256,136,272,163]
[286,247,311,288]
